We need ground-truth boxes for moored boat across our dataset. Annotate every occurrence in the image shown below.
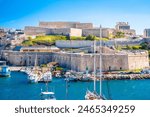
[0,66,11,77]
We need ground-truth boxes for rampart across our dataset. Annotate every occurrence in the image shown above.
[39,22,93,29]
[2,50,149,72]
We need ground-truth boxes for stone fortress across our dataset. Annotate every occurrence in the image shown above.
[25,21,135,38]
[1,45,149,72]
[1,21,148,72]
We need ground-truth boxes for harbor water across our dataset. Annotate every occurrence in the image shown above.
[0,71,150,100]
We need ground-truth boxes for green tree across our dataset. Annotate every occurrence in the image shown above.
[140,42,149,49]
[115,32,125,38]
[85,35,96,40]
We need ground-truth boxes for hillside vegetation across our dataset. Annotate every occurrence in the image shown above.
[22,35,108,46]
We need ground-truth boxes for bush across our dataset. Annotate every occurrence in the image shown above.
[140,42,149,49]
[55,67,63,71]
[85,35,96,40]
[70,36,85,40]
[114,32,125,38]
[132,45,141,50]
[126,45,132,49]
[22,40,33,46]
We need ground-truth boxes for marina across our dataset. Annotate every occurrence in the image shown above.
[1,71,150,100]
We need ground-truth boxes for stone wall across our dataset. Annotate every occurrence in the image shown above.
[24,26,51,35]
[2,51,149,72]
[39,22,93,29]
[56,40,94,48]
[39,22,78,28]
[56,39,144,48]
[75,23,93,29]
[24,27,82,36]
[127,52,149,70]
[82,28,110,38]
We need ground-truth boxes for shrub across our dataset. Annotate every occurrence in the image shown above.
[132,45,141,50]
[85,35,96,40]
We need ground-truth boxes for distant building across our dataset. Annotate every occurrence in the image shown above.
[116,22,130,30]
[24,21,137,38]
[144,29,150,38]
[115,22,136,36]
[25,22,114,38]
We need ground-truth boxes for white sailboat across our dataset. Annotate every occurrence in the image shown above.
[28,53,40,83]
[85,25,105,100]
[40,83,56,100]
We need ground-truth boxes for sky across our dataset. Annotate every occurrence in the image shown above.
[0,0,150,34]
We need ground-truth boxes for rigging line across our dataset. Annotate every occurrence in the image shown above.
[106,80,112,100]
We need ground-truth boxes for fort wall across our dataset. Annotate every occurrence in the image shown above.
[39,22,93,29]
[2,51,149,72]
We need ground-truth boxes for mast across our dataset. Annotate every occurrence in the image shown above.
[34,53,37,67]
[93,39,96,92]
[99,25,102,96]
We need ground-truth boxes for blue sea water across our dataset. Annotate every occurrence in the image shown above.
[0,71,150,100]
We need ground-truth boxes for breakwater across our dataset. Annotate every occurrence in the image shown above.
[102,74,150,80]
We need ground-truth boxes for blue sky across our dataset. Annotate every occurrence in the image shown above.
[0,0,150,34]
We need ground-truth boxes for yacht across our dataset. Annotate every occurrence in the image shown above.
[0,66,11,77]
[41,71,52,82]
[28,71,39,83]
[64,71,77,82]
[28,54,40,83]
[85,25,106,100]
[0,61,11,77]
[41,91,56,100]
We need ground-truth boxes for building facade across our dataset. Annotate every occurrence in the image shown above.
[144,29,150,38]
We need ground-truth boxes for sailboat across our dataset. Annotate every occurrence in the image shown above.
[80,66,92,82]
[41,70,52,82]
[85,25,106,100]
[40,82,56,100]
[28,53,40,83]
